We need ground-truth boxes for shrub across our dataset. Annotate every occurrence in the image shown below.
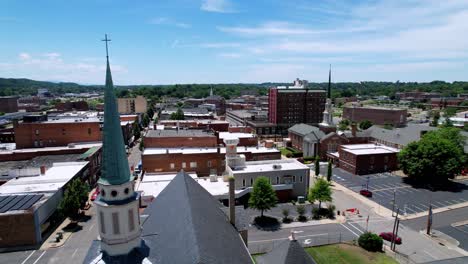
[296,205,307,222]
[311,207,320,220]
[282,208,291,223]
[327,204,336,219]
[358,232,383,252]
[303,156,315,161]
[286,153,293,158]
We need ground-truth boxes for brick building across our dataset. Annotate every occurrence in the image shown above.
[158,120,229,132]
[14,117,102,149]
[205,95,226,115]
[56,100,89,111]
[144,129,217,148]
[329,144,399,175]
[0,96,19,113]
[395,91,440,102]
[430,97,466,108]
[343,106,407,127]
[142,146,280,176]
[268,79,326,129]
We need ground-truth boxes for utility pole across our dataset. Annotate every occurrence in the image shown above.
[391,208,399,251]
[427,204,433,235]
[366,176,370,190]
[391,188,396,217]
[393,218,400,251]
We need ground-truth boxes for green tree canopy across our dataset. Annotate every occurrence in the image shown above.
[359,120,373,130]
[132,122,141,139]
[398,127,466,184]
[58,179,90,220]
[358,232,383,252]
[142,113,150,127]
[248,177,278,217]
[170,108,185,120]
[308,178,332,209]
[338,119,350,131]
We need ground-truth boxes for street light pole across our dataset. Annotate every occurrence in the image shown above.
[392,188,396,217]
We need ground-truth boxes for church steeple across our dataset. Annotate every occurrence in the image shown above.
[95,34,142,257]
[328,64,331,99]
[99,34,132,186]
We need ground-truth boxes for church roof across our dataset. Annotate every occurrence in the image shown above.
[84,170,253,264]
[140,170,253,264]
[98,49,132,185]
[256,239,317,264]
[288,123,320,136]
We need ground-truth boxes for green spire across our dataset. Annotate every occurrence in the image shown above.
[99,34,132,186]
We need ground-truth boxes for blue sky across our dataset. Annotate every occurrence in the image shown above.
[1,0,468,85]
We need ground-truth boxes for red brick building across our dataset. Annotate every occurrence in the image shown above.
[330,144,398,175]
[144,129,217,148]
[142,146,280,176]
[268,86,326,128]
[56,101,89,111]
[343,106,407,127]
[14,118,102,149]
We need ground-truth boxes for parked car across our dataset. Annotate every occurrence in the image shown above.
[359,189,373,197]
[91,187,100,201]
[379,232,402,244]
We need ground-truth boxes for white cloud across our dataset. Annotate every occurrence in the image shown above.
[19,53,31,60]
[217,53,241,58]
[201,0,235,13]
[148,17,191,28]
[200,42,241,48]
[3,52,127,84]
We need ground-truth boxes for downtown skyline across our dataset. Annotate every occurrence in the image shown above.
[1,0,468,85]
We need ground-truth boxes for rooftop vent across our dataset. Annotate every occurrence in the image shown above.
[272,164,282,170]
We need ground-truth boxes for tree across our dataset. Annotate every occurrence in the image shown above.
[359,120,373,130]
[358,232,383,252]
[338,119,350,131]
[443,107,457,118]
[431,110,440,127]
[58,179,90,220]
[282,208,291,223]
[146,107,154,119]
[170,108,185,120]
[132,122,141,139]
[308,178,332,210]
[139,138,145,151]
[142,113,150,127]
[314,157,320,176]
[327,161,333,182]
[248,177,278,217]
[398,127,465,184]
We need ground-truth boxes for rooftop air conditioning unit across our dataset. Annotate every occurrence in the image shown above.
[272,164,282,170]
[209,174,218,182]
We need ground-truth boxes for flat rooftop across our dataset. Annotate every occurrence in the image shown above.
[230,159,309,174]
[344,105,405,111]
[143,146,279,155]
[0,142,102,154]
[146,129,215,138]
[341,144,399,155]
[0,161,88,194]
[0,153,85,176]
[219,132,256,139]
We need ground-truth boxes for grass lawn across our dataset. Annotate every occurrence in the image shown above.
[306,244,397,264]
[279,147,293,156]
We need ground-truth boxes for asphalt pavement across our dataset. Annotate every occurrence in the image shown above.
[332,168,468,215]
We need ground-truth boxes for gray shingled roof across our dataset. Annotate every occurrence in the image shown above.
[83,171,253,264]
[304,130,326,143]
[141,170,253,264]
[256,239,316,264]
[288,124,320,136]
[366,124,437,146]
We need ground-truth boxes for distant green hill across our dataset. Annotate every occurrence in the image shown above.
[0,77,466,100]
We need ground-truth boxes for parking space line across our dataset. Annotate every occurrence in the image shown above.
[21,250,36,264]
[405,207,418,214]
[32,251,46,264]
[433,201,446,207]
[411,204,425,212]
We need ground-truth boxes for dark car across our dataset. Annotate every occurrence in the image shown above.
[379,232,402,244]
[359,189,373,197]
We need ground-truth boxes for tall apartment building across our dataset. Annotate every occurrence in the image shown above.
[268,79,326,129]
[117,95,147,114]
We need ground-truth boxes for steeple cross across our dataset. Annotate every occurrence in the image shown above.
[102,34,111,58]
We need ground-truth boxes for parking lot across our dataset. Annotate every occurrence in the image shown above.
[332,168,468,216]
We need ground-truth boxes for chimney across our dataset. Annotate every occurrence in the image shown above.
[228,177,236,226]
[40,165,46,175]
[351,123,357,137]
